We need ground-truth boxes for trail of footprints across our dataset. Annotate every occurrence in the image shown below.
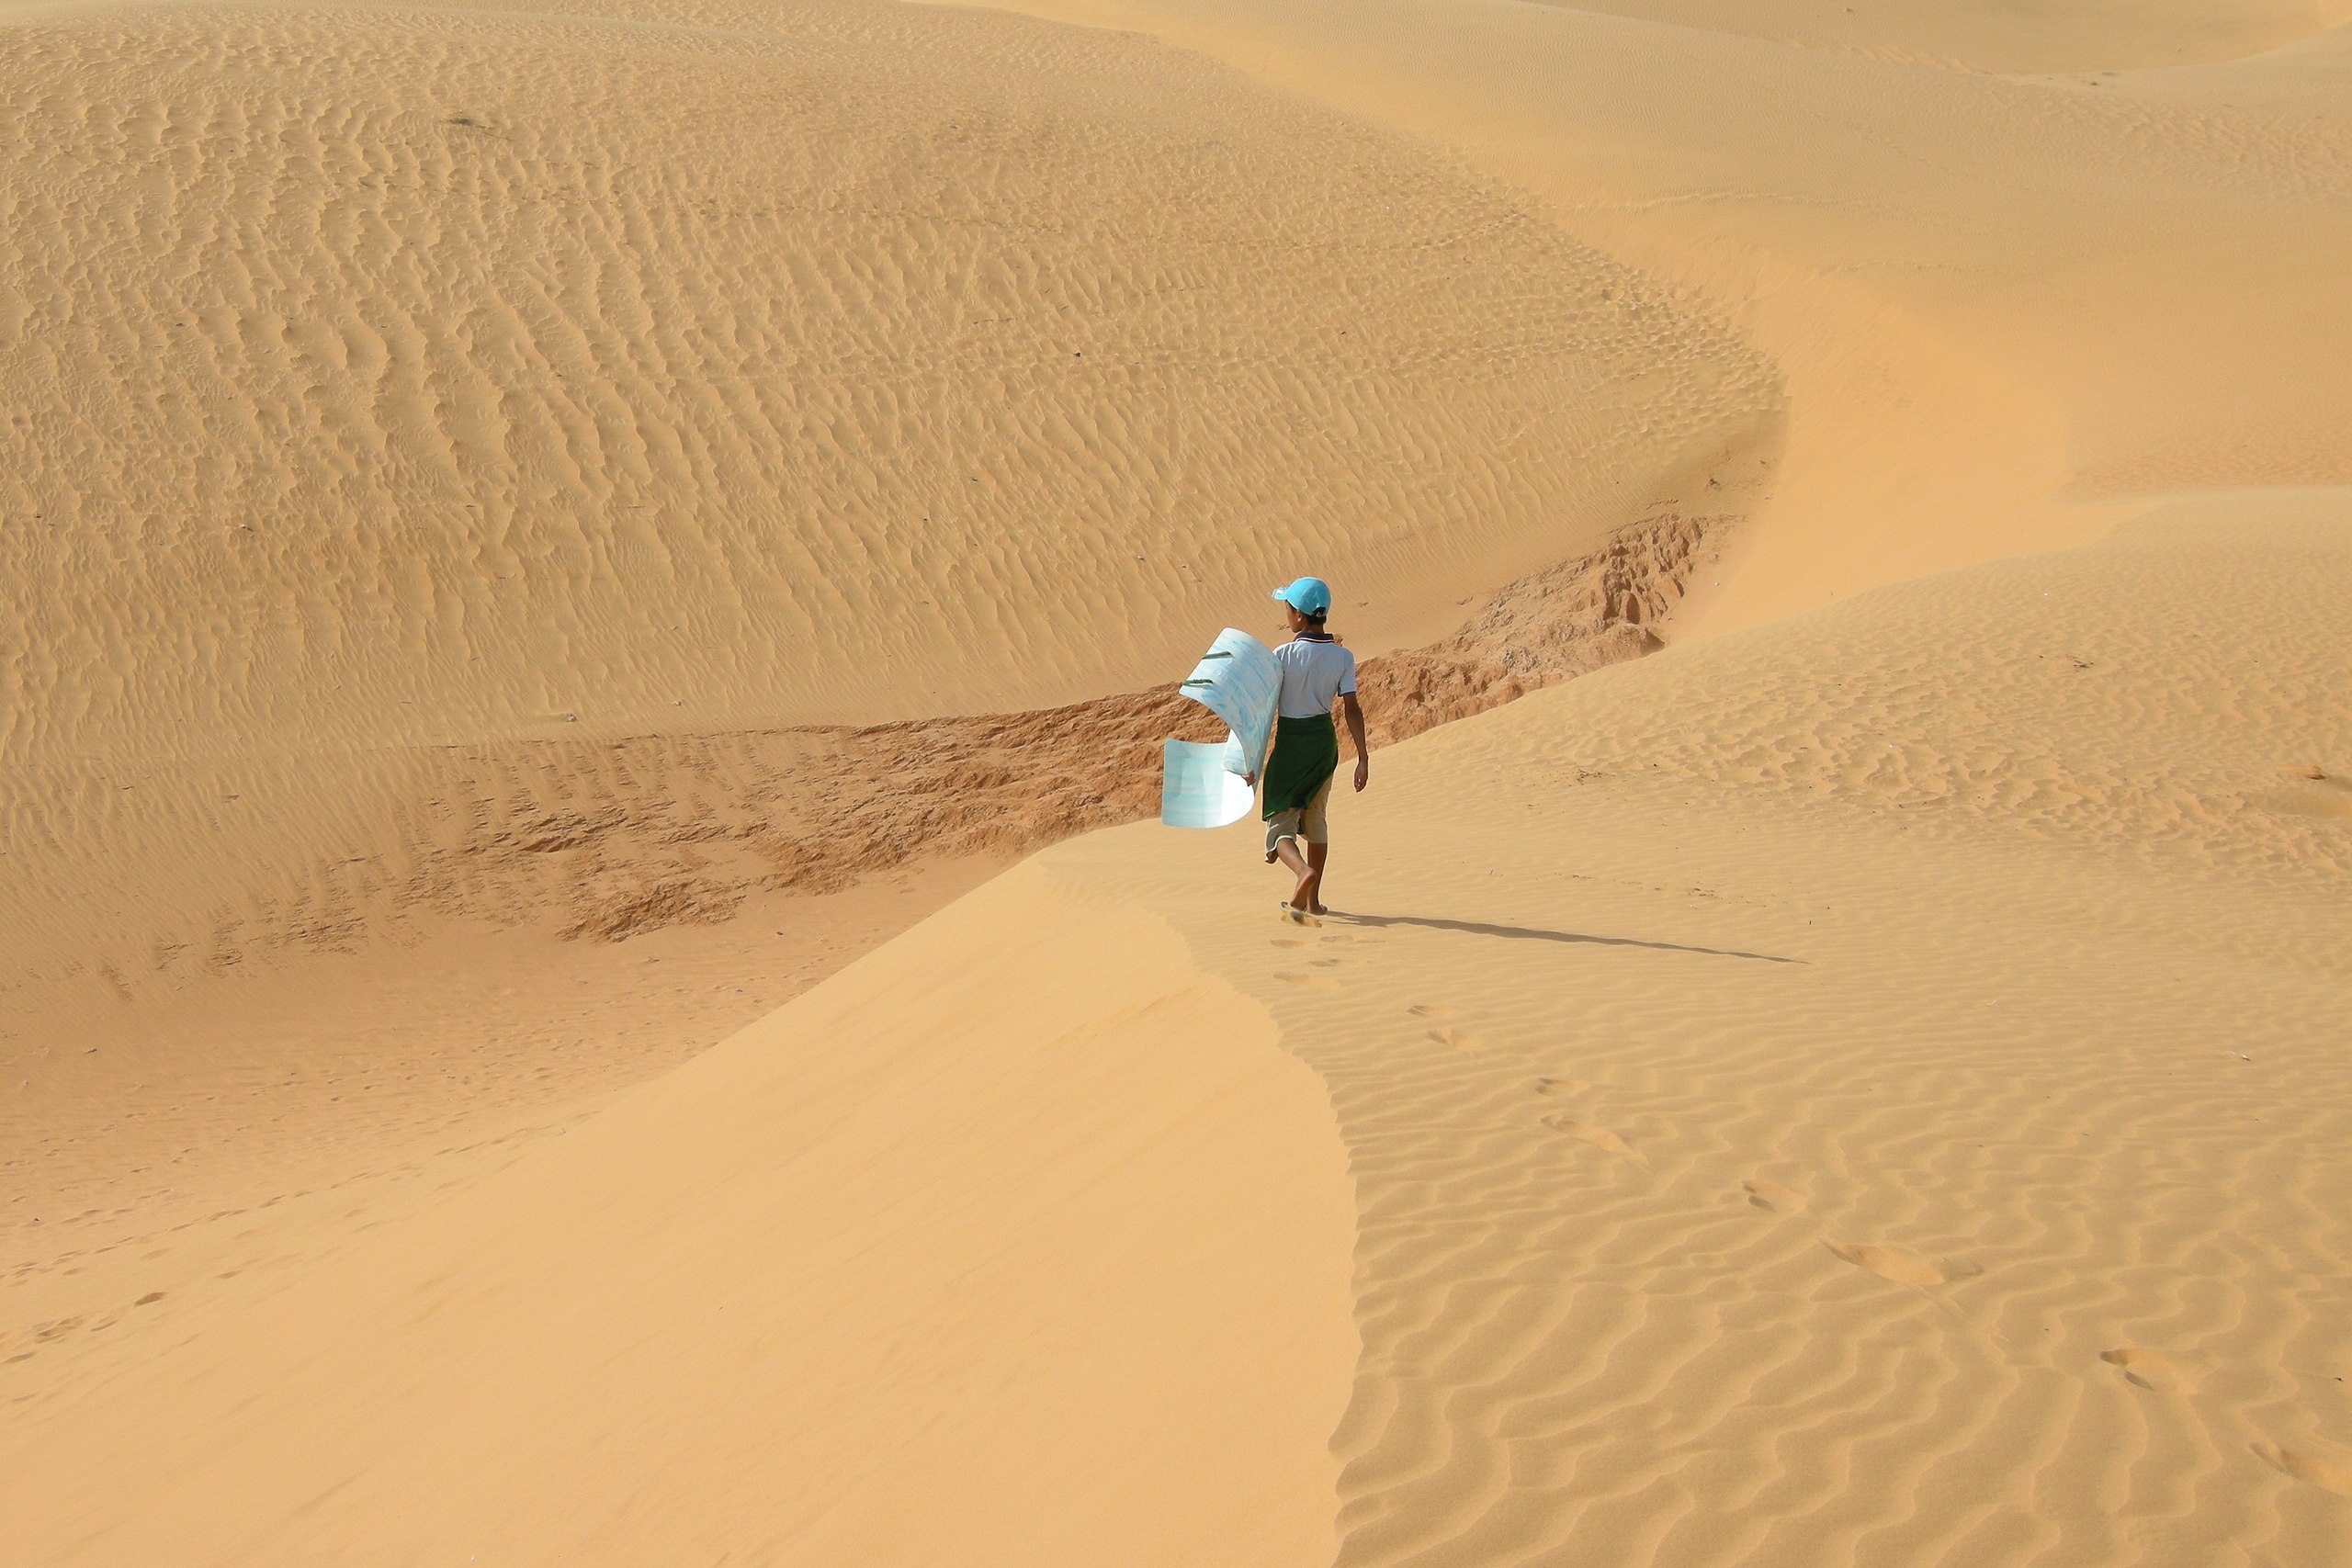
[1264,921,2352,1524]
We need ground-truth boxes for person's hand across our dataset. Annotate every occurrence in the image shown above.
[1353,755,1369,792]
[1243,773,1257,787]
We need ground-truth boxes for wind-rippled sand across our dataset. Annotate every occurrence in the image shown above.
[3,0,2348,1561]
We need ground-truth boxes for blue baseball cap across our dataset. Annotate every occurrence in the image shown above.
[1271,575,1333,616]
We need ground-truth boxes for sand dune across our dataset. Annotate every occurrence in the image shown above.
[4,870,1356,1564]
[5,0,2349,1560]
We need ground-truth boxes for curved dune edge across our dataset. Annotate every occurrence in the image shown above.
[2,501,1745,1267]
[0,862,1356,1567]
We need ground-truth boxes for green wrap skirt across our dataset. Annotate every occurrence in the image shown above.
[1261,713,1339,819]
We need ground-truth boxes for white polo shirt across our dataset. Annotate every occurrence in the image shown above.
[1274,635,1357,718]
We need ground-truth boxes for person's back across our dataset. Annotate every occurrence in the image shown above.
[1274,634,1355,719]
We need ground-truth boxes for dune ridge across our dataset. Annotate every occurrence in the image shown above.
[3,499,1743,1308]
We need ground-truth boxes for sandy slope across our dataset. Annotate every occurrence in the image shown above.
[1182,517,2352,1568]
[5,0,2351,1559]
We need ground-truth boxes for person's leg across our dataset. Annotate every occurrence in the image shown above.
[1267,809,1307,879]
[1300,841,1330,914]
[1272,835,1309,879]
[1283,845,1318,911]
[1292,774,1335,912]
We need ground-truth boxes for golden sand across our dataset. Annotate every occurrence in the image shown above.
[3,0,2347,1561]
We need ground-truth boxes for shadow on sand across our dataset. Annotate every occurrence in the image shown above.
[1323,910,1803,965]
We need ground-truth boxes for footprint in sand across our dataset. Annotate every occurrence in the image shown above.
[1310,956,1360,969]
[2253,1441,2352,1495]
[2100,1348,2190,1393]
[1273,970,1341,989]
[1271,938,1308,950]
[1530,1076,1589,1097]
[1542,1113,1645,1166]
[1826,1241,1980,1289]
[1428,1027,1481,1052]
[1406,1002,1453,1019]
[1743,1179,1805,1213]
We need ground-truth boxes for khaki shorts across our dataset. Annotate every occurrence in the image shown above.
[1264,770,1336,857]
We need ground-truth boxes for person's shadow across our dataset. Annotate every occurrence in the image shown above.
[1323,910,1802,965]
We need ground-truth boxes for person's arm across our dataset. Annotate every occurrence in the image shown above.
[1244,722,1273,787]
[1340,692,1369,791]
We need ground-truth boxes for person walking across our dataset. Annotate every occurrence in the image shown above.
[1252,575,1369,917]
